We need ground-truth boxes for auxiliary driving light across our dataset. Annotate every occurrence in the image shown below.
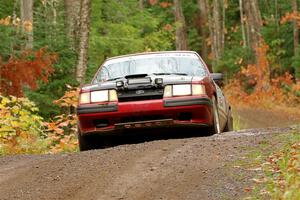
[116,80,124,87]
[155,78,163,85]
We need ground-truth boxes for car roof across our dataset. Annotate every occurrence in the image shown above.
[104,51,200,62]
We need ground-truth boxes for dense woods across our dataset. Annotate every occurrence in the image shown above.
[0,0,300,152]
[1,0,300,115]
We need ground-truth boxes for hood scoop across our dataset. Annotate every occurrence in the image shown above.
[127,77,151,85]
[125,74,148,79]
[125,74,151,85]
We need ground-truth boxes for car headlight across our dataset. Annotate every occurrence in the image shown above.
[192,84,206,95]
[163,85,172,98]
[79,89,118,104]
[173,84,192,96]
[91,90,109,102]
[79,92,90,104]
[109,90,118,101]
[164,84,206,98]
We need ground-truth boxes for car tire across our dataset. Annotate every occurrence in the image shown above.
[223,109,233,132]
[78,128,94,151]
[208,96,221,135]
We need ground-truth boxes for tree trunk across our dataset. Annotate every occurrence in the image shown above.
[75,0,91,84]
[205,0,215,62]
[205,0,224,66]
[13,0,17,26]
[174,0,188,50]
[221,0,226,52]
[292,0,299,55]
[64,0,81,50]
[51,0,57,27]
[197,0,209,66]
[139,0,144,9]
[212,0,222,60]
[244,0,262,50]
[239,0,247,48]
[243,0,269,91]
[11,0,17,54]
[49,0,58,43]
[20,0,33,49]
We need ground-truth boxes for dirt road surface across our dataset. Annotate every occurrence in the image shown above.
[0,109,299,200]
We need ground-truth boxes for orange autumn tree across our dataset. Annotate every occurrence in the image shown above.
[0,48,57,97]
[224,39,300,110]
[45,86,79,153]
[281,11,300,26]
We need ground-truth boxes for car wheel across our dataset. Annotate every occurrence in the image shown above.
[78,128,94,151]
[223,109,233,132]
[208,96,221,135]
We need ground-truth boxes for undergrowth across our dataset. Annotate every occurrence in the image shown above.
[258,131,300,200]
[234,129,300,200]
[0,87,78,155]
[232,112,243,131]
[0,95,48,155]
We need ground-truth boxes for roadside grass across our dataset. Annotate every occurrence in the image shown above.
[232,111,244,131]
[224,127,300,200]
[239,128,300,200]
[256,131,300,200]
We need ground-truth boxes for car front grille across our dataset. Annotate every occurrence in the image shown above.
[117,88,164,102]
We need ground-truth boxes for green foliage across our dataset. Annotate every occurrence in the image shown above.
[0,0,14,19]
[25,0,78,119]
[216,47,253,76]
[0,90,79,155]
[187,28,202,55]
[87,0,174,80]
[1,0,300,120]
[0,1,77,119]
[292,51,300,79]
[262,23,294,74]
[0,95,48,155]
[0,24,15,60]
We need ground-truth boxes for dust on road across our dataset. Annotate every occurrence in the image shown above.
[0,109,299,200]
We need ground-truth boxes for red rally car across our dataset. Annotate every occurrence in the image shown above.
[77,51,233,151]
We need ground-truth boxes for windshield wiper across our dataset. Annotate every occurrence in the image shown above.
[106,74,149,81]
[106,76,124,81]
[152,73,188,76]
[106,73,187,81]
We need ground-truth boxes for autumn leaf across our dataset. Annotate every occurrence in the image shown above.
[148,0,158,6]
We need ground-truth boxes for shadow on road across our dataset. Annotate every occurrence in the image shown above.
[87,127,212,150]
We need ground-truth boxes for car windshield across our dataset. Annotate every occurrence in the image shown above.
[93,53,208,83]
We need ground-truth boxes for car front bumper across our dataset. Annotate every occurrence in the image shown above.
[77,96,213,135]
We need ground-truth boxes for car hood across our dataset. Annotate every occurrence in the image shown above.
[82,75,206,91]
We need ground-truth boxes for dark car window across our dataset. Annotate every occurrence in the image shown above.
[93,53,208,83]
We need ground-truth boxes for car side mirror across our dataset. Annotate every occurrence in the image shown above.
[211,73,223,87]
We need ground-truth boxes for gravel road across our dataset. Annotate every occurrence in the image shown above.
[0,109,298,200]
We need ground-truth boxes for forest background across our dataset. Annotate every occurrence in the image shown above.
[0,0,300,153]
